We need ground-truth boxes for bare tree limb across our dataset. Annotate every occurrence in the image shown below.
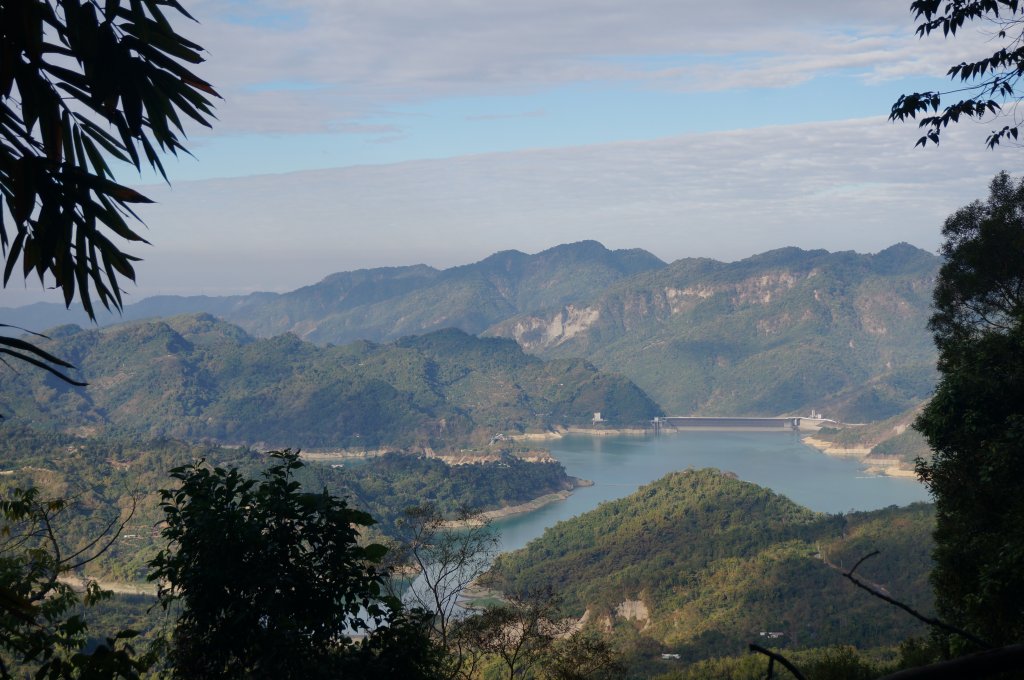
[65,496,137,571]
[749,643,808,680]
[843,551,990,649]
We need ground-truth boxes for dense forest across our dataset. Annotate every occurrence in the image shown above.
[0,425,575,583]
[490,244,939,422]
[7,0,1024,674]
[487,469,935,666]
[0,316,659,449]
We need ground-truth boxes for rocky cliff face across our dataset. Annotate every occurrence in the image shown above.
[487,244,939,420]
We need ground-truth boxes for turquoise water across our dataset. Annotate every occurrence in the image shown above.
[493,431,931,553]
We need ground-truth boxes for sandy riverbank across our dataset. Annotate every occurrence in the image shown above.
[442,491,571,527]
[801,436,916,477]
[801,436,872,457]
[58,575,156,597]
[481,491,573,520]
[299,448,393,461]
[441,478,592,528]
[862,463,917,478]
[515,426,651,441]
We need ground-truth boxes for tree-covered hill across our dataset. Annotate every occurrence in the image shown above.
[486,469,934,662]
[487,243,939,421]
[0,315,659,448]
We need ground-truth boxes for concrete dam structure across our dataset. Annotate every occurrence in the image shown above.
[652,416,801,433]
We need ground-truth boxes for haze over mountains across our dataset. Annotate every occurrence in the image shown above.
[2,241,664,338]
[1,240,940,422]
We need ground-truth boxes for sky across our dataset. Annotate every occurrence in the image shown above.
[8,0,1024,304]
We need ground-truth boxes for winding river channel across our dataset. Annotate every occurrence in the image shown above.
[492,431,931,554]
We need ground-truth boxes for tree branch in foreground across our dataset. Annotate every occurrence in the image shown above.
[748,643,808,680]
[843,551,990,649]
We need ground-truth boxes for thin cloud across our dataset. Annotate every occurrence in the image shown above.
[116,116,1010,302]
[181,0,971,135]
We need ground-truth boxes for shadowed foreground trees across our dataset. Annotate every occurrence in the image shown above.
[913,171,1024,649]
[454,590,621,680]
[0,0,218,381]
[149,450,443,679]
[0,488,145,677]
[386,503,499,680]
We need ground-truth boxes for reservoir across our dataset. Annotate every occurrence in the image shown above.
[493,431,931,553]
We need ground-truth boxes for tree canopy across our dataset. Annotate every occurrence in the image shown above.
[0,487,146,678]
[914,171,1024,648]
[891,0,1024,147]
[149,450,441,679]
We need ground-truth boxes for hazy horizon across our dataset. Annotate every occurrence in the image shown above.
[2,1,1014,306]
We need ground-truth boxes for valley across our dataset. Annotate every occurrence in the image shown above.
[0,241,942,678]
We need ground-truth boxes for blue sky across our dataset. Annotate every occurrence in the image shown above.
[7,0,1022,304]
[159,1,960,181]
[165,71,946,181]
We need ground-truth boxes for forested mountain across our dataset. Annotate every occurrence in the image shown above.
[1,242,938,423]
[0,241,665,343]
[487,243,939,420]
[0,314,658,448]
[486,469,935,663]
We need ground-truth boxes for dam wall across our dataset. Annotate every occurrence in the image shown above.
[656,416,800,432]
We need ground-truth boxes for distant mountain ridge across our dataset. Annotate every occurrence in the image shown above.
[486,243,940,420]
[0,240,665,342]
[0,241,940,422]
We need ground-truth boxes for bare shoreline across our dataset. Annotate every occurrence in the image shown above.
[58,575,156,597]
[801,436,917,478]
[441,478,593,528]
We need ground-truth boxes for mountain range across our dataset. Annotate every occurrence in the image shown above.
[1,240,940,422]
[1,241,664,341]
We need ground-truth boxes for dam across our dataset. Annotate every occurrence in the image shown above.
[652,416,801,433]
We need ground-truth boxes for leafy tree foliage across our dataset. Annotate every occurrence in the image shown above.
[0,0,216,380]
[487,469,936,661]
[0,425,578,588]
[0,487,147,678]
[0,0,216,313]
[538,629,623,680]
[891,0,1024,147]
[460,590,572,680]
[148,450,442,679]
[0,318,659,444]
[914,171,1024,648]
